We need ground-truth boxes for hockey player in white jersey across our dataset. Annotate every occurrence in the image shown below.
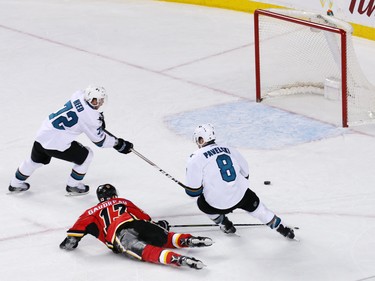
[185,123,295,239]
[9,86,133,195]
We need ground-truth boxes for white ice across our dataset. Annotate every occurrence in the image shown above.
[1,1,375,280]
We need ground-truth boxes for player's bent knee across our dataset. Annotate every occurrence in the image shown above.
[84,146,94,163]
[77,146,94,166]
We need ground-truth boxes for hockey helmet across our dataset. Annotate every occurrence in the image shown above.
[96,184,118,202]
[84,85,107,110]
[193,123,216,148]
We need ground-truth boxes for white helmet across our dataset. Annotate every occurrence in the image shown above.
[193,123,216,147]
[84,86,107,110]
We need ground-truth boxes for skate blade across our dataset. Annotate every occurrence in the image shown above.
[7,188,30,195]
[6,190,28,195]
[65,191,89,197]
[197,262,207,269]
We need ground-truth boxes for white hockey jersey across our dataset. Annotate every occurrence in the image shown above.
[35,90,116,151]
[186,143,250,209]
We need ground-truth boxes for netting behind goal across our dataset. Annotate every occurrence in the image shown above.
[254,9,375,127]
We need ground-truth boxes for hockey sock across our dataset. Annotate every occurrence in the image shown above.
[66,147,93,187]
[249,202,276,225]
[10,158,43,187]
[163,233,192,248]
[142,245,180,266]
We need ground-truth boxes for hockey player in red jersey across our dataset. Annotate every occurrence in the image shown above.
[59,184,213,269]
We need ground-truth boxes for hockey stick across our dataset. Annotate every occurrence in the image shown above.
[130,148,189,189]
[170,223,265,228]
[104,129,194,190]
[103,129,117,138]
[170,223,300,230]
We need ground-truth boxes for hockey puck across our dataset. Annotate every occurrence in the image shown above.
[264,181,271,185]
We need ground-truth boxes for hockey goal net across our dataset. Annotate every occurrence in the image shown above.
[254,9,375,127]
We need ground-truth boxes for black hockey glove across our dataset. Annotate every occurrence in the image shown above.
[114,138,133,154]
[99,112,106,130]
[59,236,80,250]
[155,220,170,231]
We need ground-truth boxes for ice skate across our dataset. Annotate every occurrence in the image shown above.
[219,216,236,234]
[183,236,213,247]
[276,224,295,240]
[66,183,89,196]
[267,215,295,240]
[8,182,30,193]
[176,256,205,270]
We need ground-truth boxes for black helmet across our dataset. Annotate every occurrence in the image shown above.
[96,184,118,202]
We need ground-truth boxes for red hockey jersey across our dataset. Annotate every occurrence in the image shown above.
[66,197,151,250]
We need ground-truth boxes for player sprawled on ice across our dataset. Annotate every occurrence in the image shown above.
[60,184,212,269]
[9,86,133,195]
[185,123,295,239]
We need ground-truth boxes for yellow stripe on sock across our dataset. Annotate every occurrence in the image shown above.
[159,250,171,264]
[172,233,183,248]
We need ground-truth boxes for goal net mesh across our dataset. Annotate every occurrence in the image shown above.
[256,9,375,126]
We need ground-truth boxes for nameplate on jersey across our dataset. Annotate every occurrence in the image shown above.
[203,147,230,158]
[73,99,84,112]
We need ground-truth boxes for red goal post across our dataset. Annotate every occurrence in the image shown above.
[254,9,375,127]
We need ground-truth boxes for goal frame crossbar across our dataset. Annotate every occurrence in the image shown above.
[254,9,349,127]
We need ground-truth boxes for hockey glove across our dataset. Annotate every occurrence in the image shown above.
[114,138,133,154]
[155,220,170,231]
[99,112,106,130]
[59,236,80,250]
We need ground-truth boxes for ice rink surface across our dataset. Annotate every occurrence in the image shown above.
[1,1,375,280]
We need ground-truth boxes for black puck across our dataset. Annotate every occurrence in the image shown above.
[264,181,271,185]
